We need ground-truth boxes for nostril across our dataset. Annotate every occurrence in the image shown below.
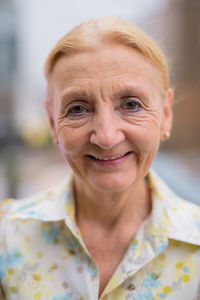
[90,129,125,150]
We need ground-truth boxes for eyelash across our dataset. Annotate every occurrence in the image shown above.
[67,98,142,117]
[120,98,142,112]
[68,104,88,116]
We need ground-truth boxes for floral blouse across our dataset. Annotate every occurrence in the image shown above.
[0,170,200,300]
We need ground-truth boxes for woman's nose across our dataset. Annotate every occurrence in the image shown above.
[89,110,125,150]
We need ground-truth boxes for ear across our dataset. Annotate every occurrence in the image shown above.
[160,88,174,141]
[44,99,58,144]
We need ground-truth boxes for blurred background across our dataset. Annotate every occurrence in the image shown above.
[0,0,200,203]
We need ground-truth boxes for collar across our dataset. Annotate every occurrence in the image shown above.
[6,169,200,247]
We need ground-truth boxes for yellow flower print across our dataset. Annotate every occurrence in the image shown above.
[34,292,42,300]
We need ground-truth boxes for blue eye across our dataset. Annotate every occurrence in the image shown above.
[121,99,141,111]
[68,104,87,116]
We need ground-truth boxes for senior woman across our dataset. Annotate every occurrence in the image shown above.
[0,17,200,300]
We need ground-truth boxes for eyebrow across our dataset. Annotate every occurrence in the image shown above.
[113,86,144,97]
[60,88,88,108]
[61,87,88,99]
[60,83,150,108]
[113,84,150,102]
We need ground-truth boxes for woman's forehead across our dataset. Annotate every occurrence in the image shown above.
[49,44,163,97]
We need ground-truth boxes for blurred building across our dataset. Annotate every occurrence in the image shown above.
[0,0,20,197]
[0,0,16,143]
[150,0,200,150]
[172,0,200,150]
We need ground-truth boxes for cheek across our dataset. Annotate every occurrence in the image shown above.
[123,107,162,147]
[58,130,77,155]
[57,126,90,178]
[57,126,87,157]
[129,120,161,151]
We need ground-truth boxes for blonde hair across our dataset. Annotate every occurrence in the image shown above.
[44,16,169,91]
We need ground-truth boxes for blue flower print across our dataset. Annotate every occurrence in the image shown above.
[7,247,24,267]
[156,240,168,255]
[66,235,98,278]
[159,293,167,298]
[41,223,61,244]
[65,191,70,203]
[134,273,162,300]
[142,273,162,289]
[183,266,190,274]
[66,236,79,250]
[135,291,154,300]
[195,220,200,231]
[86,259,98,277]
[130,238,139,250]
[0,252,7,280]
[17,202,36,212]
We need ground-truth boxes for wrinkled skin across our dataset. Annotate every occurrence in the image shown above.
[45,43,173,193]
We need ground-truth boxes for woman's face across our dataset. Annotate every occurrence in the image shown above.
[45,43,173,192]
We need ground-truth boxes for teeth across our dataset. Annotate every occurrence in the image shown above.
[93,153,127,161]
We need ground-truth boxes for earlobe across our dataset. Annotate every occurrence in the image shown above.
[43,99,58,145]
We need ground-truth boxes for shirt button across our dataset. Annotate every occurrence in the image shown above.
[127,283,135,291]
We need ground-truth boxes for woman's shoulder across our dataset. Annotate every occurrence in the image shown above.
[173,196,200,228]
[0,173,73,223]
[148,169,200,245]
[164,186,200,246]
[166,196,200,247]
[0,193,46,222]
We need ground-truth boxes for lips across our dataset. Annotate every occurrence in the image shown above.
[87,151,132,161]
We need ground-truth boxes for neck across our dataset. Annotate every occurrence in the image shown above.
[74,176,151,232]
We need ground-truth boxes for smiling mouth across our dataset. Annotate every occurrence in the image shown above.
[87,151,132,161]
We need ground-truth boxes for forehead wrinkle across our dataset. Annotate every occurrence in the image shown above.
[98,77,157,106]
[97,79,113,104]
[51,50,161,90]
[56,76,161,109]
[49,46,164,107]
[57,77,112,105]
[52,47,157,82]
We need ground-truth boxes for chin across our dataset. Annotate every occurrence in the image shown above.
[88,172,138,193]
